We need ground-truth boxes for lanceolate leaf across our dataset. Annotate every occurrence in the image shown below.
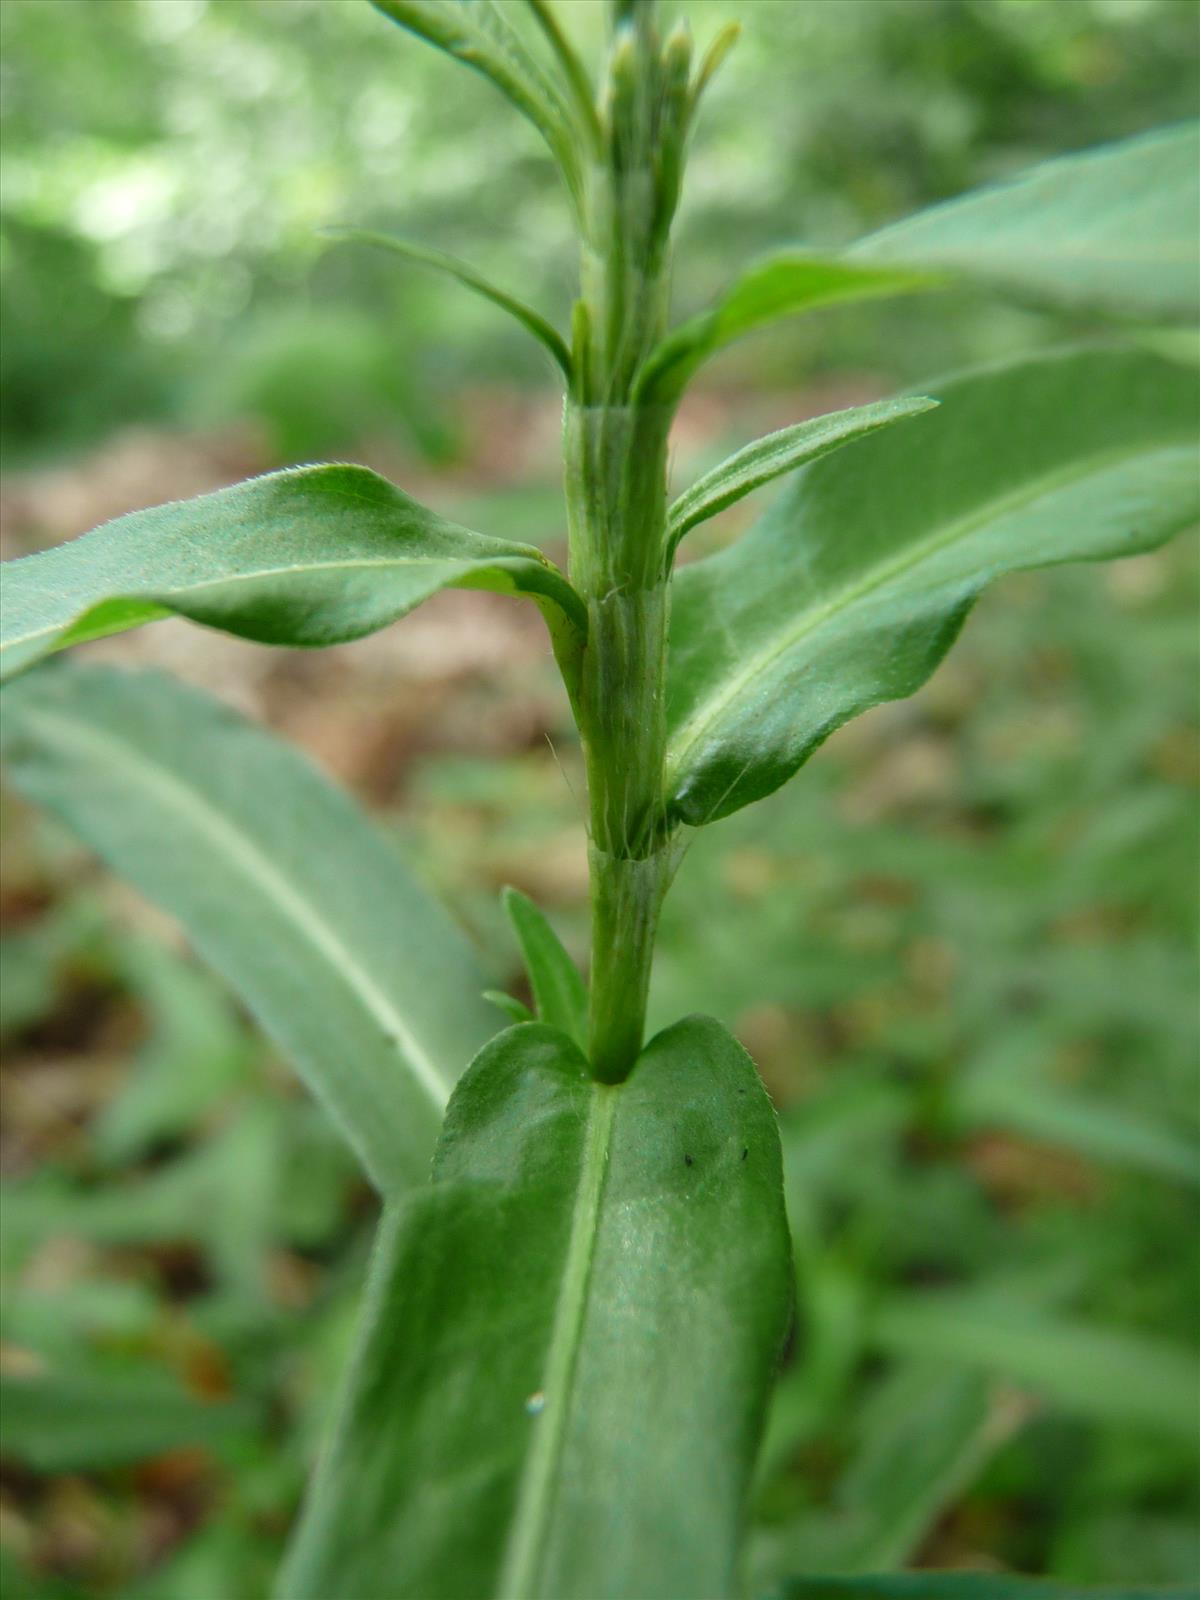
[665,348,1200,826]
[0,665,499,1195]
[637,255,937,402]
[323,229,572,378]
[773,1577,1198,1600]
[851,121,1200,326]
[502,886,589,1048]
[0,463,586,689]
[483,988,536,1026]
[638,124,1199,403]
[666,397,937,554]
[278,1016,791,1600]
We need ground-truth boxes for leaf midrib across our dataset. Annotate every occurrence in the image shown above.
[497,1080,617,1600]
[1,552,548,657]
[664,435,1191,796]
[18,704,450,1147]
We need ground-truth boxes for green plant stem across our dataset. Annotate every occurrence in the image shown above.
[563,2,685,1084]
[566,400,675,1083]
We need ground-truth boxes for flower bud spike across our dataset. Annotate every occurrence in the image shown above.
[692,19,740,109]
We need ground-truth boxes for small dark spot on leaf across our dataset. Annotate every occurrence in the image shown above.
[684,1154,694,1167]
[737,1087,747,1094]
[741,1147,748,1161]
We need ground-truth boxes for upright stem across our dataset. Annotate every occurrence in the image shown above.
[566,403,674,1082]
[566,2,690,1084]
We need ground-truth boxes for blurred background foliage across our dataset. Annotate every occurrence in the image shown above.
[0,1,1197,1596]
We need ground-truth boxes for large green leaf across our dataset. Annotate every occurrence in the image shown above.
[773,1577,1198,1600]
[852,121,1200,325]
[0,463,585,687]
[665,348,1200,825]
[278,1015,792,1600]
[0,664,499,1195]
[639,125,1198,400]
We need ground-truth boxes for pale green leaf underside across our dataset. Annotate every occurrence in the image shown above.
[279,1016,791,1600]
[667,396,937,552]
[0,463,585,685]
[775,1577,1197,1600]
[0,665,499,1195]
[852,120,1200,325]
[502,885,588,1048]
[665,348,1200,826]
[639,124,1198,401]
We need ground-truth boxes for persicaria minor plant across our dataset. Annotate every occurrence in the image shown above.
[1,2,1197,1596]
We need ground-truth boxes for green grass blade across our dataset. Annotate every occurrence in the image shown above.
[873,1292,1200,1442]
[773,1577,1200,1600]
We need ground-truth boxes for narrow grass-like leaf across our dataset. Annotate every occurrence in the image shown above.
[0,665,499,1195]
[959,1073,1200,1189]
[483,988,536,1025]
[0,1367,254,1472]
[665,348,1200,825]
[0,463,585,689]
[873,1293,1200,1442]
[323,229,572,377]
[773,1577,1198,1600]
[502,885,588,1047]
[524,0,602,151]
[278,1015,791,1600]
[851,121,1200,325]
[752,1366,1022,1588]
[666,397,937,554]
